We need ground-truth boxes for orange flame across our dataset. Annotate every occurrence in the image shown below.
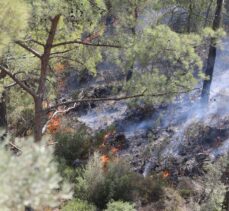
[111,147,119,154]
[162,170,170,178]
[47,115,61,133]
[100,155,110,167]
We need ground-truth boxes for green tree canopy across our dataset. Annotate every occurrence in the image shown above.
[0,0,29,55]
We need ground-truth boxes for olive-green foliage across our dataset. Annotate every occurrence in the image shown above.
[54,128,93,166]
[54,129,93,187]
[200,156,228,211]
[105,1,220,106]
[157,187,186,211]
[0,0,29,55]
[156,0,217,32]
[106,0,158,30]
[105,201,136,211]
[75,153,136,209]
[134,175,164,205]
[11,108,34,137]
[62,199,96,211]
[0,136,72,210]
[5,0,107,78]
[125,25,203,105]
[1,0,108,121]
[75,152,105,206]
[4,87,36,137]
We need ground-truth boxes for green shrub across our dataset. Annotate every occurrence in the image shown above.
[75,152,107,207]
[57,159,82,182]
[200,156,228,211]
[10,108,34,137]
[140,187,187,211]
[105,201,136,211]
[104,158,136,202]
[134,175,164,205]
[179,189,193,199]
[62,199,96,211]
[54,127,93,166]
[75,153,136,209]
[0,137,72,210]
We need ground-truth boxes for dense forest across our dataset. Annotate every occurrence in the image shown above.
[0,0,229,210]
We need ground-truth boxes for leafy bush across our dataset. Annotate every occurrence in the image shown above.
[75,153,136,209]
[140,187,186,211]
[134,175,164,205]
[62,199,96,211]
[103,158,136,202]
[75,152,107,207]
[105,201,136,211]
[54,127,93,166]
[10,108,34,137]
[0,137,72,210]
[200,156,228,211]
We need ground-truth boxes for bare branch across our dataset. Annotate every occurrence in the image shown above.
[50,47,78,56]
[9,142,22,152]
[29,39,45,47]
[4,80,27,89]
[46,90,147,111]
[0,65,37,98]
[15,40,42,58]
[46,88,199,112]
[52,40,122,48]
[42,103,77,134]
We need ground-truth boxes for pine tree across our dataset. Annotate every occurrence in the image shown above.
[201,0,224,104]
[0,0,118,141]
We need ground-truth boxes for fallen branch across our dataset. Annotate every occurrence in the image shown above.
[9,142,22,152]
[42,103,77,134]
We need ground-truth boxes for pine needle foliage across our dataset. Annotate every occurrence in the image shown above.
[0,136,72,210]
[0,0,29,55]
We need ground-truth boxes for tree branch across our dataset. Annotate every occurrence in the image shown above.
[29,39,45,47]
[9,142,22,152]
[0,65,37,98]
[4,80,27,89]
[45,88,199,112]
[15,40,42,58]
[46,90,147,111]
[50,47,78,56]
[42,103,77,134]
[52,40,122,48]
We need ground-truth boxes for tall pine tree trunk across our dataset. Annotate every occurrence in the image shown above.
[201,0,224,104]
[34,97,44,142]
[187,1,193,33]
[0,91,7,129]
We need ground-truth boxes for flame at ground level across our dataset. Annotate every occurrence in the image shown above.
[100,155,110,166]
[162,170,170,178]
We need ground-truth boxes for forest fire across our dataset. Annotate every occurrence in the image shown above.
[100,155,110,166]
[162,170,170,178]
[47,115,61,133]
[111,147,119,154]
[99,131,121,167]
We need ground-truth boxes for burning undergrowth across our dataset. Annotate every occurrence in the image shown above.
[180,118,229,155]
[143,114,229,180]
